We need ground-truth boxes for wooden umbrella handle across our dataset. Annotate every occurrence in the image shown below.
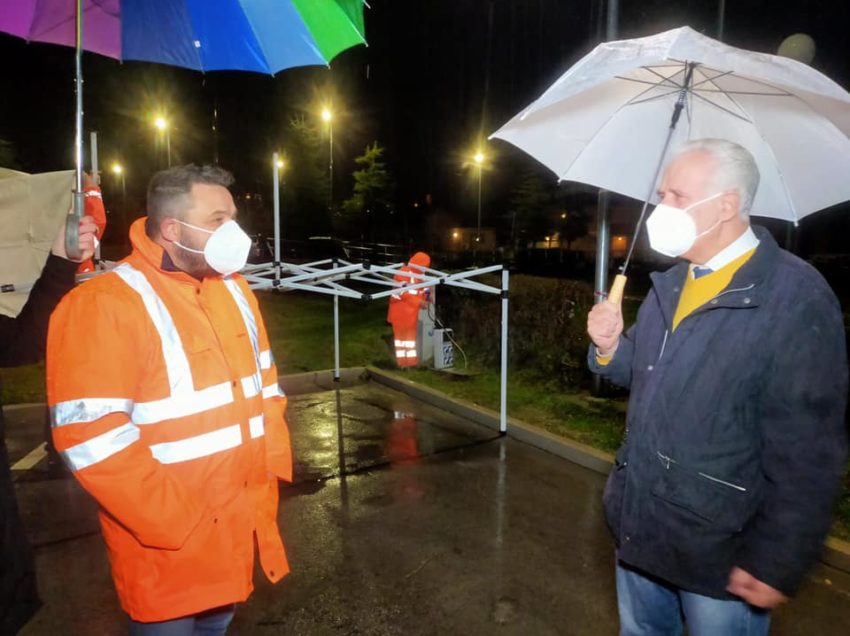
[608,274,627,305]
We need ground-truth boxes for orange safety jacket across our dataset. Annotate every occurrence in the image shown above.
[46,218,292,623]
[387,253,431,366]
[76,185,108,274]
[387,266,426,365]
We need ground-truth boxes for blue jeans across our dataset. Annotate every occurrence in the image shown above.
[128,605,235,636]
[616,562,771,636]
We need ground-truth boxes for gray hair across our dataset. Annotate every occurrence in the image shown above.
[675,138,760,217]
[145,164,235,237]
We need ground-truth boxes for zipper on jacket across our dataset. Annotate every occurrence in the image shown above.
[657,451,747,492]
[656,329,669,363]
[697,471,747,492]
[657,450,677,469]
[708,283,756,304]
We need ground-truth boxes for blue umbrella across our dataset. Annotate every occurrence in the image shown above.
[0,0,367,255]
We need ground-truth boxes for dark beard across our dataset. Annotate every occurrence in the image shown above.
[174,234,217,279]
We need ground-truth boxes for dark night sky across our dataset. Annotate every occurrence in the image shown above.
[1,0,850,248]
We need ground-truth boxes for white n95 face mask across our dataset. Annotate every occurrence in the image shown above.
[174,220,252,276]
[645,192,724,258]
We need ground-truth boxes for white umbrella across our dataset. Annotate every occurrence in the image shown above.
[491,26,850,226]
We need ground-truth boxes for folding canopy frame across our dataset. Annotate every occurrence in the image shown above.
[255,152,510,432]
[239,258,510,434]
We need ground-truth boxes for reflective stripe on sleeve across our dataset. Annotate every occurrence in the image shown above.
[259,349,274,370]
[62,422,140,472]
[52,398,134,428]
[262,383,285,399]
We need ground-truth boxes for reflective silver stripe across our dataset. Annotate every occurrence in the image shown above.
[132,381,233,425]
[149,424,242,465]
[394,340,404,346]
[262,383,284,399]
[402,340,416,347]
[224,279,261,364]
[259,349,273,370]
[114,264,194,394]
[395,349,406,358]
[62,422,140,472]
[405,351,418,358]
[52,398,134,428]
[113,263,235,423]
[249,415,265,439]
[241,371,263,398]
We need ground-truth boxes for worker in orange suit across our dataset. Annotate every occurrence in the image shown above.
[76,171,107,274]
[387,251,431,367]
[47,165,292,635]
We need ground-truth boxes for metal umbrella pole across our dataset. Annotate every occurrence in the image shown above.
[65,0,84,260]
[607,62,696,304]
[90,131,100,263]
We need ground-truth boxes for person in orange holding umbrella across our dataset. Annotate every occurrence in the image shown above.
[75,171,107,274]
[46,171,107,479]
[387,251,431,368]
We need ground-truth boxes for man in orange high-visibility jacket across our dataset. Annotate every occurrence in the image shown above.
[387,251,431,367]
[47,165,292,634]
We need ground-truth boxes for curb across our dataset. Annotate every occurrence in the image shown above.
[364,366,850,577]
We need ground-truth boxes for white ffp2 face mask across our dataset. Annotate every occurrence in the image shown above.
[645,192,724,258]
[174,219,251,276]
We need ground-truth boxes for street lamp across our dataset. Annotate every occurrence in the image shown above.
[321,107,333,215]
[154,115,171,167]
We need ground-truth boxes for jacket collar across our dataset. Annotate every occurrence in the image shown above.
[649,225,780,326]
[128,217,205,287]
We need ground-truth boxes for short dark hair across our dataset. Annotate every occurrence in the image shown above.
[145,164,235,237]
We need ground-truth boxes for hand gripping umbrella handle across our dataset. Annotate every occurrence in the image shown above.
[608,274,627,305]
[64,191,85,261]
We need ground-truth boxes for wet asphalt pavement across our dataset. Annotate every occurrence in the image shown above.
[5,376,850,635]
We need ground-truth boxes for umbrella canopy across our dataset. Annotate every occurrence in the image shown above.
[491,26,850,223]
[0,0,366,73]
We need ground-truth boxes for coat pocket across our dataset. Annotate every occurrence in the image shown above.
[650,452,754,533]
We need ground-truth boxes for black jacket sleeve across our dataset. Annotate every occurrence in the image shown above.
[736,284,849,596]
[0,254,78,367]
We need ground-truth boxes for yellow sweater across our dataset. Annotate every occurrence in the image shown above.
[596,248,756,365]
[671,248,756,331]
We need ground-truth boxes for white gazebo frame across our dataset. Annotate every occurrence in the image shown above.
[240,153,510,432]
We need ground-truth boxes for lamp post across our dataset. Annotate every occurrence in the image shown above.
[154,116,171,167]
[321,107,333,215]
[111,162,127,250]
[473,150,485,261]
[272,153,285,282]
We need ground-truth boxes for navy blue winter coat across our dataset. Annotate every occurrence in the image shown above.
[589,226,848,598]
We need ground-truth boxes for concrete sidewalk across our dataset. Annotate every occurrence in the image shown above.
[6,376,850,634]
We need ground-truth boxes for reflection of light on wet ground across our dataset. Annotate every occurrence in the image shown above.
[12,379,850,635]
[285,383,496,485]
